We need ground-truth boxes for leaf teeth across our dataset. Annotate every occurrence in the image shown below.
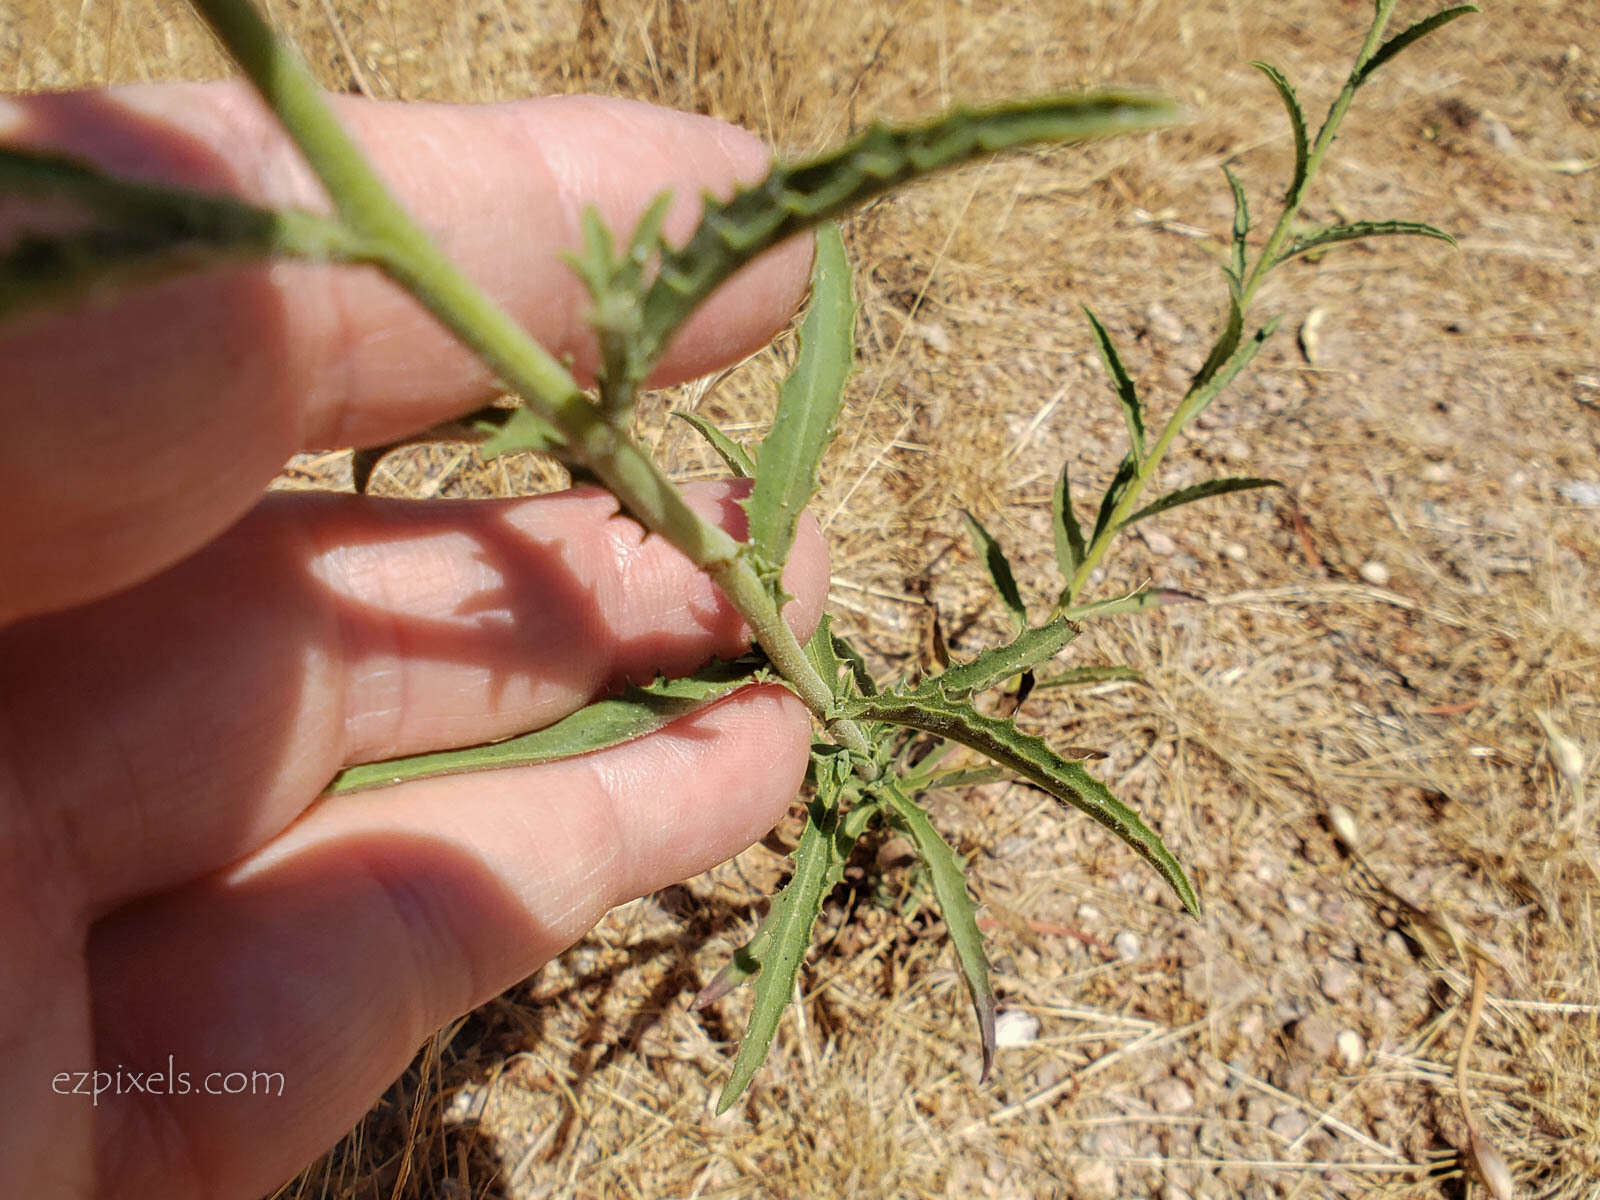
[636,92,1180,371]
[842,692,1200,918]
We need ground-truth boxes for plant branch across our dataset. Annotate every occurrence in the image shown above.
[186,0,867,751]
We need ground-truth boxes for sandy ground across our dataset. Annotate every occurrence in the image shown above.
[7,0,1598,1196]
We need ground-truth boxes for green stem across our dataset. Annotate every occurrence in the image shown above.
[188,0,869,754]
[1062,0,1397,605]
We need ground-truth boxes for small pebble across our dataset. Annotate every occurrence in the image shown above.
[1269,1108,1310,1140]
[1295,1014,1339,1060]
[1359,560,1391,587]
[1146,300,1186,344]
[1113,931,1143,960]
[1336,1028,1366,1069]
[1223,541,1247,562]
[1142,528,1178,556]
[994,1008,1042,1048]
[1320,961,1358,1003]
[1556,480,1600,506]
[1149,1074,1196,1115]
[1420,462,1452,484]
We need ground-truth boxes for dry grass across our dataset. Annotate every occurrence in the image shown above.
[9,0,1598,1196]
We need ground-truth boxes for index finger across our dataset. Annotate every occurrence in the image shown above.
[0,83,812,623]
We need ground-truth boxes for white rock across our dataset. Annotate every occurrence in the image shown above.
[1149,1074,1196,1115]
[1359,560,1391,587]
[1142,528,1178,556]
[994,1008,1042,1048]
[1113,931,1143,960]
[1336,1028,1366,1069]
[1320,961,1358,1003]
[1557,480,1600,506]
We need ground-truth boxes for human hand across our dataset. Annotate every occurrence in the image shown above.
[0,83,822,1199]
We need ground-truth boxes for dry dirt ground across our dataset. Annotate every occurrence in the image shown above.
[7,0,1598,1197]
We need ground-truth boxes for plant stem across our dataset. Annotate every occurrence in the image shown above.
[1062,0,1397,605]
[188,0,870,755]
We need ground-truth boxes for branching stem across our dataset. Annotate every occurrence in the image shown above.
[1061,0,1399,605]
[187,0,871,754]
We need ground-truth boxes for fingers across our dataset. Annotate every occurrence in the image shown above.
[0,83,812,622]
[88,684,810,1200]
[2,480,826,916]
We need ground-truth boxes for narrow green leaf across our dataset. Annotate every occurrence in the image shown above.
[838,694,1200,917]
[698,788,880,1010]
[0,146,375,325]
[715,757,879,1111]
[921,765,1012,790]
[1191,289,1245,391]
[1178,316,1281,427]
[1082,306,1144,457]
[1222,165,1250,282]
[1034,664,1145,691]
[1273,220,1457,266]
[325,660,765,795]
[1249,62,1308,203]
[619,190,674,289]
[638,92,1180,367]
[883,783,997,1080]
[912,618,1077,701]
[715,796,836,1112]
[744,222,855,583]
[1120,476,1283,529]
[474,405,567,458]
[1091,455,1140,545]
[672,410,755,478]
[1051,461,1087,581]
[961,511,1028,631]
[831,629,879,698]
[1355,6,1478,87]
[1059,587,1200,622]
[803,615,846,700]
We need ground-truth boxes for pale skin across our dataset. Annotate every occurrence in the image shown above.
[0,83,823,1198]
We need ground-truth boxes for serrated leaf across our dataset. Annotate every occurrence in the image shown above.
[912,618,1077,701]
[831,628,878,698]
[1222,165,1250,281]
[1179,316,1281,427]
[1034,664,1145,691]
[673,410,755,477]
[1049,468,1088,595]
[325,660,765,795]
[698,789,879,1010]
[838,693,1200,917]
[0,146,374,324]
[715,794,836,1112]
[883,783,997,1080]
[1120,477,1283,528]
[1082,306,1144,457]
[1091,455,1140,545]
[1249,62,1308,203]
[474,405,567,458]
[803,615,847,699]
[1058,586,1200,622]
[1273,220,1457,266]
[1192,288,1245,391]
[637,92,1179,367]
[743,222,855,586]
[1355,6,1478,87]
[961,510,1028,631]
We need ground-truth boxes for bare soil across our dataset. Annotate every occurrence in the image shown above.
[8,1,1597,1197]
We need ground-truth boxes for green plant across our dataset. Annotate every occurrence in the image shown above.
[0,0,1471,1112]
